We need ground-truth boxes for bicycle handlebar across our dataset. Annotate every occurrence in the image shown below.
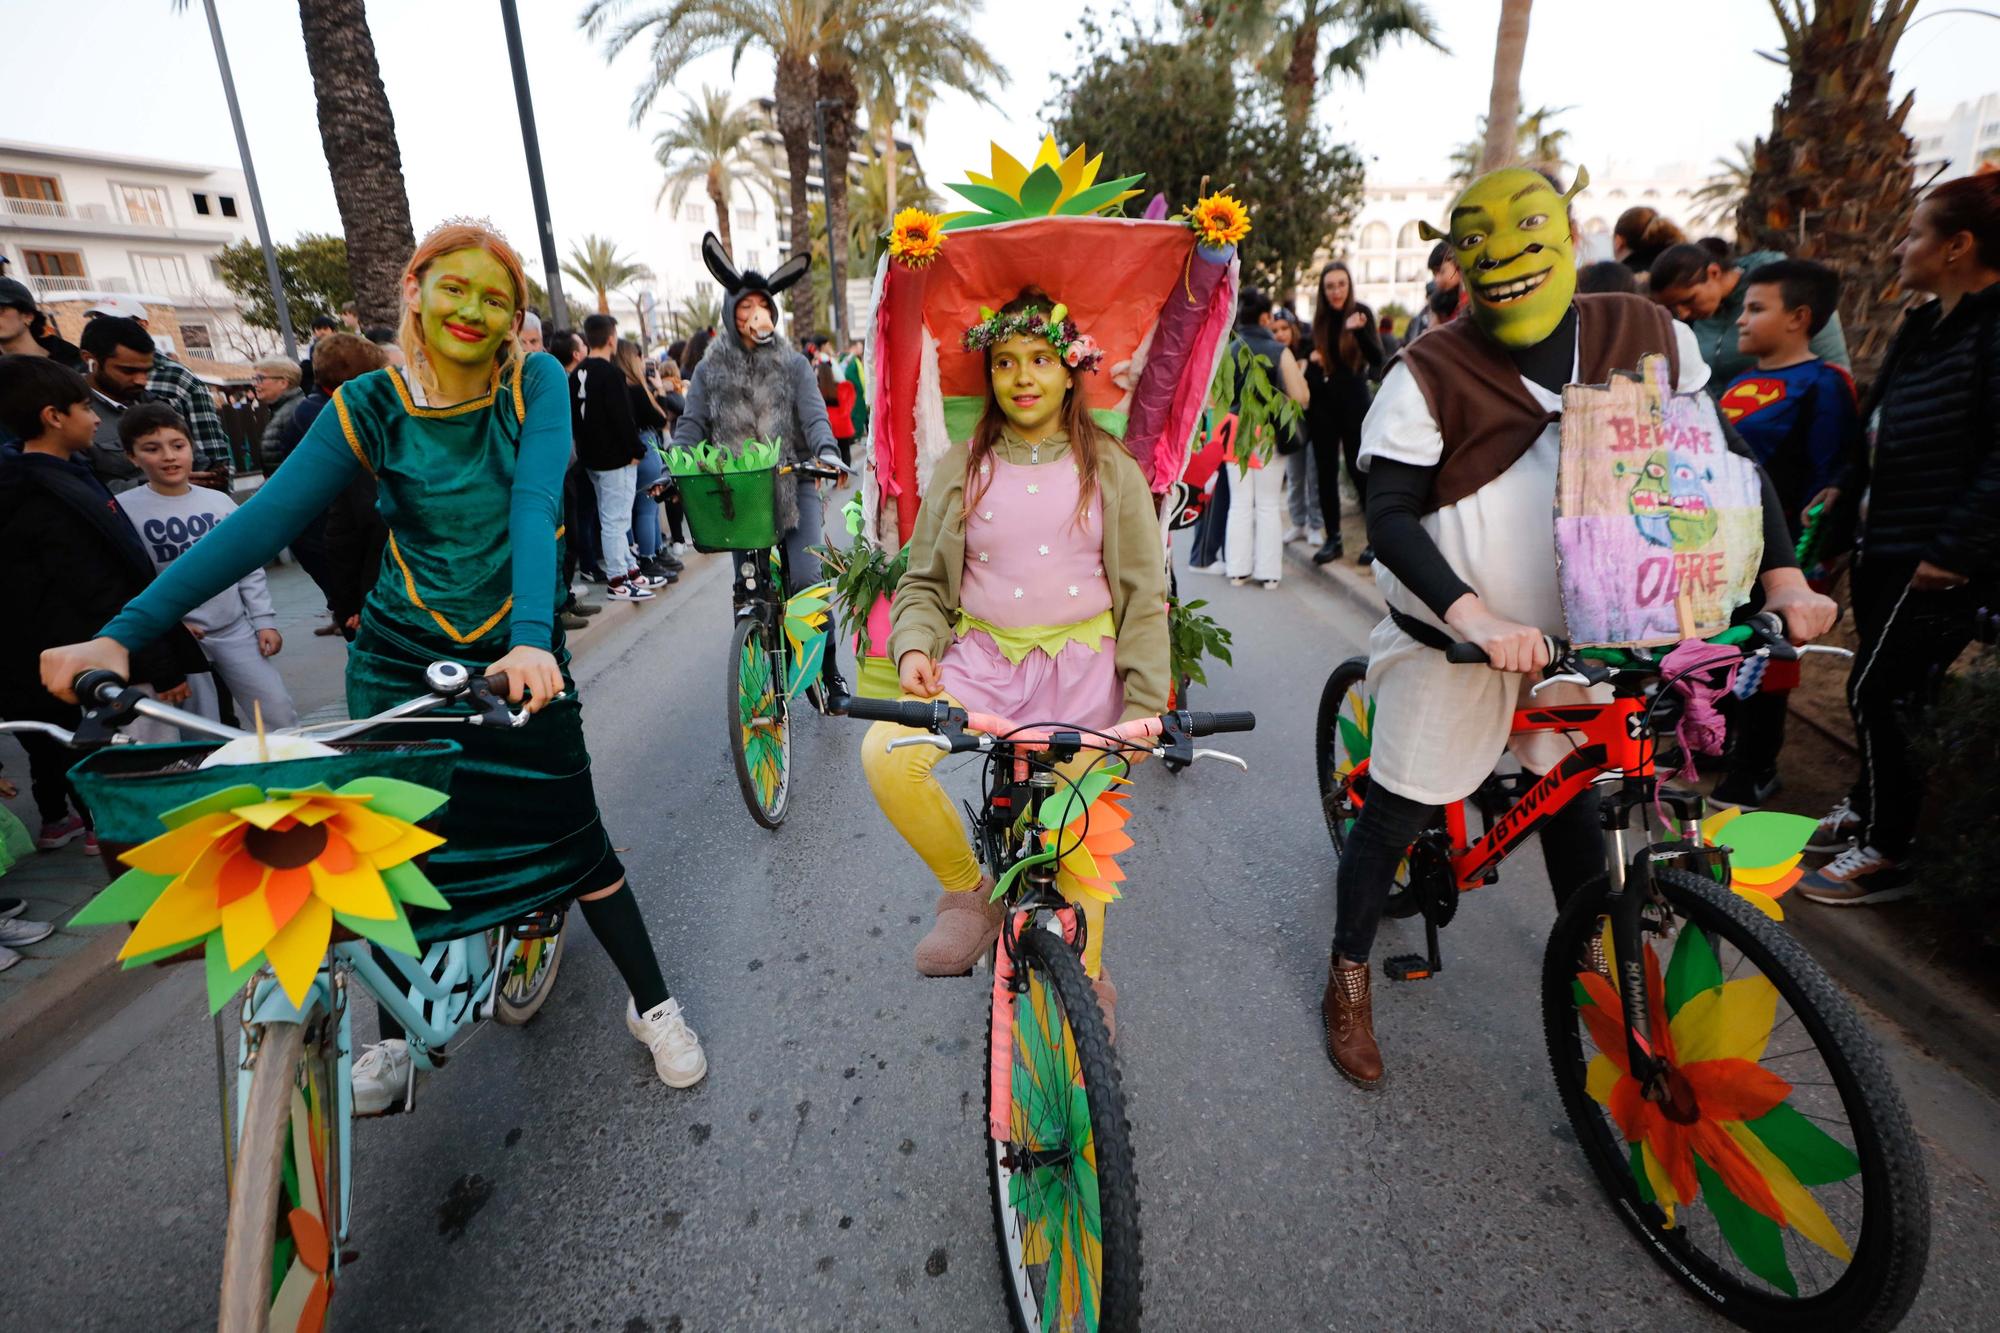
[1443,613,1812,678]
[838,696,955,729]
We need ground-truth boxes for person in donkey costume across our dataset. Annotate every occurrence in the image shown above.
[672,234,849,698]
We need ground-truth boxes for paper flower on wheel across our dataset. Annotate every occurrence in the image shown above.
[1576,922,1860,1296]
[72,777,449,1011]
[1033,763,1133,905]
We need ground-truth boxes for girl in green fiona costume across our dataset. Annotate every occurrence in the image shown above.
[41,222,707,1106]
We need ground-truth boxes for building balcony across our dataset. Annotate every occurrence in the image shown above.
[26,273,95,294]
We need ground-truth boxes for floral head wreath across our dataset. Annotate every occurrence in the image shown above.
[961,302,1105,374]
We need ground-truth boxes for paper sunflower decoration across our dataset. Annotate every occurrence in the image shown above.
[1023,762,1134,906]
[1576,922,1860,1295]
[943,136,1146,231]
[71,777,449,1012]
[887,207,946,269]
[1182,191,1252,248]
[1699,806,1816,921]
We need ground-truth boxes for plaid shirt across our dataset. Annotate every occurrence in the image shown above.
[147,354,232,478]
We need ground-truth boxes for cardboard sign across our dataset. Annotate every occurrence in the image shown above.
[1555,354,1764,647]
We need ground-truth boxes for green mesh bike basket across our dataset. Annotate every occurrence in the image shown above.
[673,465,779,553]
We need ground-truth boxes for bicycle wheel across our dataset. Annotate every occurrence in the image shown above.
[217,1015,344,1333]
[1314,656,1418,919]
[1542,867,1929,1330]
[727,615,791,828]
[986,922,1142,1333]
[493,913,567,1027]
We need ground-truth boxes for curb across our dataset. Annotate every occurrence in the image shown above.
[1282,538,2000,1099]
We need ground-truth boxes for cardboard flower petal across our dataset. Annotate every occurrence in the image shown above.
[1035,764,1134,905]
[783,580,834,700]
[1700,806,1817,921]
[72,777,449,1011]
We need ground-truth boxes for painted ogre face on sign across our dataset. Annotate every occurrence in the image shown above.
[1422,166,1588,350]
[1620,448,1718,549]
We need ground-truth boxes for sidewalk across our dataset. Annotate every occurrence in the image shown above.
[1279,519,2000,1099]
[0,553,722,1056]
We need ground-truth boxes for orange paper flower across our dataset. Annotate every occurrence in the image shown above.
[888,207,946,268]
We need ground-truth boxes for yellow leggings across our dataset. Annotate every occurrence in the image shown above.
[859,692,1111,977]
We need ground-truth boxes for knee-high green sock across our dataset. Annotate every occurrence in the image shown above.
[579,885,669,1012]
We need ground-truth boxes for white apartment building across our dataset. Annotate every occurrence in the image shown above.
[1327,165,1724,320]
[0,139,261,370]
[1909,92,2000,186]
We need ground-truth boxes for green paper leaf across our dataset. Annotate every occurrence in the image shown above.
[1665,920,1724,1020]
[70,867,175,926]
[1716,812,1818,869]
[1695,1158,1797,1297]
[382,860,450,911]
[334,776,449,824]
[1744,1102,1861,1186]
[1573,977,1593,1008]
[158,783,265,829]
[1054,175,1146,217]
[945,182,1026,219]
[1337,716,1369,766]
[842,492,865,537]
[204,933,263,1013]
[336,903,421,959]
[1629,1143,1656,1204]
[942,396,986,444]
[1017,165,1064,215]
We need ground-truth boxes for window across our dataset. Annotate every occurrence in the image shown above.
[1,171,61,201]
[1363,257,1389,283]
[690,242,703,265]
[22,248,85,277]
[1396,220,1424,249]
[132,252,193,294]
[118,183,172,226]
[192,192,211,215]
[1388,192,1407,202]
[735,208,756,233]
[1360,221,1391,250]
[1395,256,1423,282]
[218,195,238,218]
[180,321,213,353]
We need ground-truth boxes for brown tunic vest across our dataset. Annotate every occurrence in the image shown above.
[1394,293,1682,512]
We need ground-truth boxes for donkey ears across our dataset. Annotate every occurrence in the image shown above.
[765,251,811,296]
[701,233,740,291]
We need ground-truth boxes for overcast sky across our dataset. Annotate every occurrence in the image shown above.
[8,0,1995,279]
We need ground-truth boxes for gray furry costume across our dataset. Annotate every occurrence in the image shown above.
[671,235,835,536]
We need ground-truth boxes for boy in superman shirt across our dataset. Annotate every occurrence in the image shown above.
[1713,258,1861,807]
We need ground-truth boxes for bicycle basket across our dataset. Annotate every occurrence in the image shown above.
[673,464,780,553]
[70,740,462,863]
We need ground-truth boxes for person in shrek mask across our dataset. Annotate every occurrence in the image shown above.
[859,288,1169,1034]
[1319,168,1837,1088]
[41,222,709,1105]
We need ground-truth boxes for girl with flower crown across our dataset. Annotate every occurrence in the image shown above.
[41,222,709,1101]
[860,287,1170,1022]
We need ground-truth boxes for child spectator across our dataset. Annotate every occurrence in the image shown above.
[1712,258,1861,808]
[0,356,201,850]
[116,402,298,731]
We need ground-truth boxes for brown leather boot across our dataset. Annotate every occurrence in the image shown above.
[1321,958,1383,1086]
[1091,969,1117,1046]
[914,885,1003,977]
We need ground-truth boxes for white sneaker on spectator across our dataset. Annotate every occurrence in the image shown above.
[1807,797,1864,853]
[670,541,688,558]
[1189,559,1227,576]
[626,997,708,1087]
[1281,524,1306,543]
[0,917,54,948]
[0,897,25,920]
[350,1039,414,1115]
[0,945,19,973]
[1309,527,1328,546]
[606,581,656,601]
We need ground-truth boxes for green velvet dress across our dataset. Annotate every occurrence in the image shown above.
[103,353,622,942]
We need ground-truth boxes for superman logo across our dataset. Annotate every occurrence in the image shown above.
[1718,377,1786,423]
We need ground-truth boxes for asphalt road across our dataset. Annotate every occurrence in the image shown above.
[4,549,1997,1331]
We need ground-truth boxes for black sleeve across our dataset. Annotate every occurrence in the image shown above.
[1355,309,1385,374]
[596,365,643,461]
[1718,412,1800,574]
[1364,457,1474,620]
[1925,319,2000,577]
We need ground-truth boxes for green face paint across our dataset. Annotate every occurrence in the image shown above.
[1423,167,1586,350]
[416,247,518,371]
[990,333,1072,437]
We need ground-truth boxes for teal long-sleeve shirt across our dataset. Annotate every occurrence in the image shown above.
[103,352,571,655]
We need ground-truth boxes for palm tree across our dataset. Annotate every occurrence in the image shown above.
[1689,141,1756,230]
[1739,0,1919,384]
[852,7,1006,224]
[561,236,653,315]
[1448,105,1572,186]
[1194,0,1446,126]
[654,86,772,255]
[847,150,938,260]
[1478,0,1534,174]
[671,291,722,340]
[295,0,417,327]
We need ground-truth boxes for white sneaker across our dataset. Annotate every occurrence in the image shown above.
[626,997,708,1088]
[0,917,54,948]
[350,1038,413,1116]
[1281,524,1306,543]
[0,944,19,973]
[670,541,688,557]
[606,581,656,601]
[1807,797,1864,853]
[1189,560,1227,576]
[1308,527,1328,547]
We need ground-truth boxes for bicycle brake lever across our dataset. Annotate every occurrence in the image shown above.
[1530,672,1595,696]
[885,735,952,753]
[1190,748,1249,770]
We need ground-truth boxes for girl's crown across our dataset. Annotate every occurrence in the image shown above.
[961,302,1104,374]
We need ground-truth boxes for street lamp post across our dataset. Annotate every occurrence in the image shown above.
[498,0,569,326]
[198,0,295,358]
[813,97,845,347]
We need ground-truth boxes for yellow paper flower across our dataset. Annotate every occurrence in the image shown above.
[74,778,450,1011]
[888,207,946,268]
[1187,192,1252,248]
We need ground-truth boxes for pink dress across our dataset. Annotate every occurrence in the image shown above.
[939,454,1125,731]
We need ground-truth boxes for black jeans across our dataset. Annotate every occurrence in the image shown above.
[19,728,87,827]
[1845,555,1980,858]
[1332,779,1605,962]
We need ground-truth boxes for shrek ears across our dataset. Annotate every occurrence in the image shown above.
[1418,219,1447,242]
[1564,165,1591,204]
[765,252,812,296]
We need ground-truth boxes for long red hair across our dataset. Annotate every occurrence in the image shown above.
[397,221,529,400]
[965,287,1120,527]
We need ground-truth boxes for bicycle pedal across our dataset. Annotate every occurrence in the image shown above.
[1383,954,1434,981]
